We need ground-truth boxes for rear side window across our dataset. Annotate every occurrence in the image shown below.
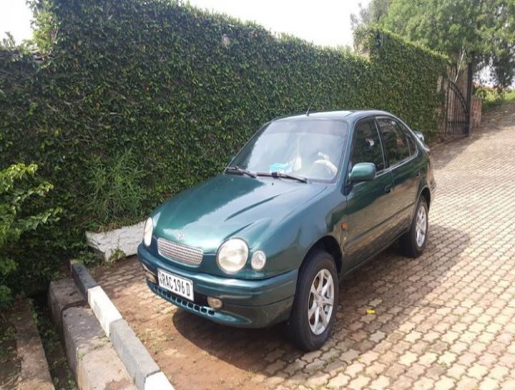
[401,124,418,155]
[377,118,411,166]
[351,120,385,171]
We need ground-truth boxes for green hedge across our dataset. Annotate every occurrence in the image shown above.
[0,0,447,295]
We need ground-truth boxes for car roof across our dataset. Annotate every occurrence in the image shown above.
[273,110,394,123]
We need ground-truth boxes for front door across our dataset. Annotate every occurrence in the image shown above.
[343,119,395,270]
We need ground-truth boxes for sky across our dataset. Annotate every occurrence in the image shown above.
[0,0,33,43]
[0,0,369,47]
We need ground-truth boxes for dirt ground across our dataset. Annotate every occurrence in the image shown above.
[0,310,21,389]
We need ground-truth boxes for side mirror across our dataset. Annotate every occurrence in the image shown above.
[414,131,425,143]
[349,163,376,183]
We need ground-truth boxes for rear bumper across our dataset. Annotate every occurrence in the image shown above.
[138,244,297,328]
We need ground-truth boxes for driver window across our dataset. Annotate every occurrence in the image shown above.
[351,120,385,171]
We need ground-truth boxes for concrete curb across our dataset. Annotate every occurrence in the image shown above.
[48,278,136,389]
[70,260,174,390]
[11,299,55,390]
[62,305,136,389]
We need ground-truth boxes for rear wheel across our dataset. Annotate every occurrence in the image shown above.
[400,197,429,258]
[289,250,338,351]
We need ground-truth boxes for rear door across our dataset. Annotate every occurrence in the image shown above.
[376,117,420,234]
[344,118,395,269]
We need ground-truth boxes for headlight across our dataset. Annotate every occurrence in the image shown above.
[217,238,248,273]
[251,251,267,271]
[143,217,153,247]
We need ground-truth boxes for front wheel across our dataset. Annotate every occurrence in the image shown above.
[288,250,339,351]
[400,197,429,258]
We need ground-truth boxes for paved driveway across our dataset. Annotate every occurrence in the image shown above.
[93,103,515,390]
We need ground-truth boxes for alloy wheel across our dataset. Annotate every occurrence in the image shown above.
[307,269,334,335]
[415,206,427,247]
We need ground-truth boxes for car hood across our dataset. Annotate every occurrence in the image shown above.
[153,174,328,253]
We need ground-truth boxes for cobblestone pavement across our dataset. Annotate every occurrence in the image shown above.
[93,104,515,390]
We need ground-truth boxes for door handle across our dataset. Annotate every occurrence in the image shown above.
[384,184,392,193]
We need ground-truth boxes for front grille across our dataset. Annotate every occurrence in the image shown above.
[157,237,203,266]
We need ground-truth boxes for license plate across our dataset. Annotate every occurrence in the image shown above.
[157,269,194,301]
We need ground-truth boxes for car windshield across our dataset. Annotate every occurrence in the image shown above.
[229,119,349,182]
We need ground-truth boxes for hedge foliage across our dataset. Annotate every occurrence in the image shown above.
[0,0,447,295]
[0,163,60,306]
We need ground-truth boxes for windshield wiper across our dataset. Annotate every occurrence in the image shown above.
[225,165,257,178]
[257,171,308,183]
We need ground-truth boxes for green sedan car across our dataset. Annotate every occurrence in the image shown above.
[138,110,435,351]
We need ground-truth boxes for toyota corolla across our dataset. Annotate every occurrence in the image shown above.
[138,110,435,351]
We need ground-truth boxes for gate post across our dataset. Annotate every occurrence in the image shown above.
[466,62,473,135]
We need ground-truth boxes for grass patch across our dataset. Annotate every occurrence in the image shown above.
[480,88,515,111]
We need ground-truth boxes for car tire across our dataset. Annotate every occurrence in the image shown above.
[400,196,429,258]
[288,250,339,351]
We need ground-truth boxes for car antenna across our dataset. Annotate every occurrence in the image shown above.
[305,84,320,116]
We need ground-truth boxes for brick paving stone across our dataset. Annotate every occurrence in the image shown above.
[418,352,438,367]
[392,375,414,390]
[365,362,387,377]
[369,375,390,389]
[425,365,447,380]
[347,375,370,390]
[489,366,510,381]
[499,354,515,369]
[466,363,489,380]
[480,377,500,390]
[456,376,480,390]
[326,373,350,389]
[410,340,430,355]
[340,349,360,364]
[413,377,435,389]
[447,364,469,381]
[404,363,426,381]
[304,359,325,373]
[384,363,406,380]
[90,105,515,389]
[435,376,456,390]
[343,362,365,378]
[323,360,344,377]
[306,373,329,388]
[501,379,515,389]
[357,350,379,365]
[458,352,478,366]
[399,351,418,366]
[438,351,457,367]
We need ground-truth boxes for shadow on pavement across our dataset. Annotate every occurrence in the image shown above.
[169,223,469,387]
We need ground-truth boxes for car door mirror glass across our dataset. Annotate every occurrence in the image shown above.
[349,163,376,183]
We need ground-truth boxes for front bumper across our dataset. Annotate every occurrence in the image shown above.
[138,244,297,328]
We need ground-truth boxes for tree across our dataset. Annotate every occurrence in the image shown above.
[380,0,515,89]
[350,0,393,30]
[490,45,515,91]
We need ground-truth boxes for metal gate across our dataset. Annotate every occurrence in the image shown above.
[444,64,473,137]
[445,80,470,136]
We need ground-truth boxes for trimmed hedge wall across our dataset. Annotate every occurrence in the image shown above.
[0,0,447,294]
